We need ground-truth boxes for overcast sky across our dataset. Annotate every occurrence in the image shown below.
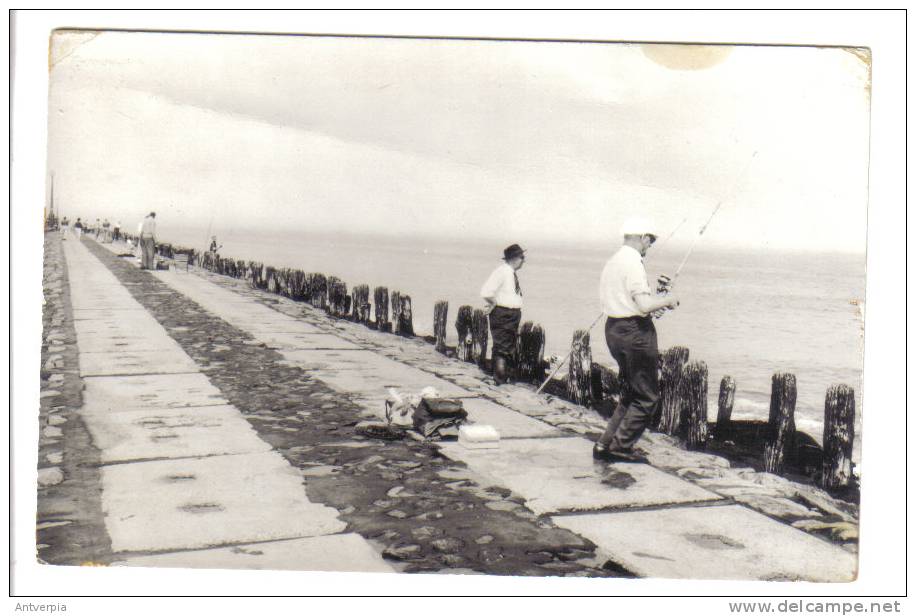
[47,30,870,252]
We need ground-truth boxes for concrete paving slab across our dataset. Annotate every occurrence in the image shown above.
[83,405,271,463]
[280,349,469,397]
[119,534,395,572]
[101,452,346,553]
[251,331,359,350]
[82,373,228,413]
[72,329,185,354]
[78,349,200,377]
[459,398,564,439]
[73,308,149,321]
[552,504,857,582]
[438,438,721,515]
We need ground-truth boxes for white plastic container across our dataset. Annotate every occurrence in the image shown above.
[458,424,500,449]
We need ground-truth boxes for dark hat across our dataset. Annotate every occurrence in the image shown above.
[503,244,526,260]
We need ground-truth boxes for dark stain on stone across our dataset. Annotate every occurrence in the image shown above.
[632,551,676,561]
[179,502,225,514]
[164,474,196,483]
[601,469,636,489]
[684,533,745,550]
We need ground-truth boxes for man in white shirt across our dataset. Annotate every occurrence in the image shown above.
[139,211,157,270]
[593,217,679,463]
[480,243,525,385]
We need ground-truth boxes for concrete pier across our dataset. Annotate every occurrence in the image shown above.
[38,234,858,580]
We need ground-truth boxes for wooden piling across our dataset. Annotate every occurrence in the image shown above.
[657,346,690,434]
[352,284,371,325]
[763,372,797,475]
[715,375,736,437]
[373,286,390,332]
[680,361,709,450]
[327,277,348,318]
[516,322,546,383]
[470,309,489,367]
[820,384,856,490]
[567,330,593,407]
[590,363,620,406]
[393,292,414,336]
[307,273,328,310]
[455,305,474,362]
[433,301,448,353]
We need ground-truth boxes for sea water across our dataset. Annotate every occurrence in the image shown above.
[162,224,866,458]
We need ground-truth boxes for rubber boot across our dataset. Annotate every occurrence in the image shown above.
[494,356,508,385]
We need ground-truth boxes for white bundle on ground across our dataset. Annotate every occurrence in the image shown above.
[385,386,441,427]
[459,424,500,449]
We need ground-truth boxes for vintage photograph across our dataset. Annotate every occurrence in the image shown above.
[37,28,868,582]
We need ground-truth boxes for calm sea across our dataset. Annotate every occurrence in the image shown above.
[161,224,866,458]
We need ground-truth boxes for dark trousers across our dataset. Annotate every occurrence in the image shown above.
[488,306,521,361]
[598,316,660,452]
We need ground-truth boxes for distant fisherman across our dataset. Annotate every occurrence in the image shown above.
[139,211,157,270]
[480,243,525,385]
[593,217,679,464]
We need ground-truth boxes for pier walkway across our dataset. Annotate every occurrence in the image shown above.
[51,235,856,580]
[60,236,393,572]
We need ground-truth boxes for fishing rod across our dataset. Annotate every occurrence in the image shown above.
[533,214,690,396]
[657,150,758,294]
[534,312,604,395]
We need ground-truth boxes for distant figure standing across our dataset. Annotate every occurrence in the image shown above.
[102,218,111,243]
[73,218,83,240]
[593,217,680,464]
[94,218,101,239]
[480,243,526,385]
[60,217,69,238]
[139,212,157,269]
[113,220,121,242]
[208,236,221,255]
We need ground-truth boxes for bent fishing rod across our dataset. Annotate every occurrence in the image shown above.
[535,151,758,396]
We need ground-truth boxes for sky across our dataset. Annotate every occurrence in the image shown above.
[46,30,871,253]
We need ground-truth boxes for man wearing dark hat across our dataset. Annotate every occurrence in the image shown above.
[480,244,526,385]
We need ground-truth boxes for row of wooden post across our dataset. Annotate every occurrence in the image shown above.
[143,236,856,492]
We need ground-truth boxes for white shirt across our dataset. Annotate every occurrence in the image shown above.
[139,216,156,238]
[480,262,523,309]
[599,245,651,317]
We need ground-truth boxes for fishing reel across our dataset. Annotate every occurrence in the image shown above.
[653,274,674,319]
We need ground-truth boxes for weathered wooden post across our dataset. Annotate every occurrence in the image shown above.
[266,266,278,293]
[763,372,797,475]
[399,295,414,336]
[820,384,856,490]
[516,322,546,383]
[715,375,736,437]
[308,273,328,310]
[657,346,690,434]
[470,309,489,367]
[567,330,593,407]
[680,361,709,450]
[391,291,402,332]
[393,292,414,336]
[352,284,371,325]
[455,305,474,362]
[327,277,348,317]
[591,363,620,406]
[374,287,391,332]
[433,301,448,353]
